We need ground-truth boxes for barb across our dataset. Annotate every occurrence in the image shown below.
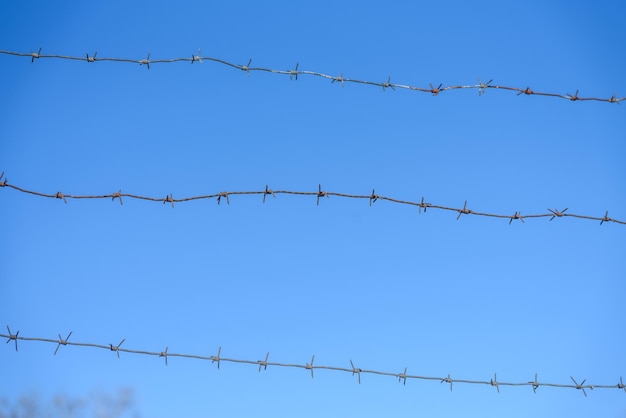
[0,49,622,104]
[5,326,19,351]
[212,346,222,369]
[305,355,315,379]
[2,329,623,395]
[109,338,126,358]
[2,178,623,225]
[350,359,362,384]
[258,352,270,372]
[570,376,589,397]
[491,373,500,393]
[54,331,73,356]
[160,346,169,366]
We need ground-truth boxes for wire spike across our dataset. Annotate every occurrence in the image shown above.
[382,76,394,91]
[570,376,588,397]
[109,338,126,358]
[369,188,378,206]
[217,192,229,205]
[263,184,275,203]
[419,196,430,214]
[548,207,568,221]
[530,373,540,393]
[160,346,169,366]
[331,74,345,87]
[56,192,67,204]
[350,359,361,384]
[316,184,328,206]
[5,326,19,351]
[258,352,270,372]
[242,58,252,75]
[31,48,41,63]
[211,346,222,369]
[566,89,580,101]
[192,48,202,64]
[140,52,151,69]
[600,210,610,225]
[398,367,408,386]
[111,190,123,205]
[457,200,470,220]
[305,355,315,378]
[429,83,442,96]
[478,77,493,96]
[509,211,524,225]
[54,331,73,356]
[491,373,500,393]
[290,62,299,80]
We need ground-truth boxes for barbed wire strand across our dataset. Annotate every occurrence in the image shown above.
[2,328,624,396]
[0,49,622,104]
[0,173,623,225]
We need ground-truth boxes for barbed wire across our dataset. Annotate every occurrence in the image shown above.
[2,327,624,396]
[0,173,622,225]
[0,49,622,104]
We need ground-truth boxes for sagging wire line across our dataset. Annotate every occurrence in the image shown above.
[0,49,622,104]
[0,175,622,225]
[2,327,624,396]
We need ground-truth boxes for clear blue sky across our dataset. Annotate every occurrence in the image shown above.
[1,1,625,417]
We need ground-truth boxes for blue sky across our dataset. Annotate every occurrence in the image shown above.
[1,1,625,417]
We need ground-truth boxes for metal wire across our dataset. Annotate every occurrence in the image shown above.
[0,174,622,225]
[0,49,622,103]
[2,327,624,396]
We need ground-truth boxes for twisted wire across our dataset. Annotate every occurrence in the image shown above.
[0,49,622,103]
[2,328,623,396]
[0,174,622,225]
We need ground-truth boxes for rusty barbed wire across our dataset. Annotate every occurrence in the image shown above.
[0,173,623,225]
[2,327,624,396]
[0,49,622,104]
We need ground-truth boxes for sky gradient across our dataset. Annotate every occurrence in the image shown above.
[1,1,625,417]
